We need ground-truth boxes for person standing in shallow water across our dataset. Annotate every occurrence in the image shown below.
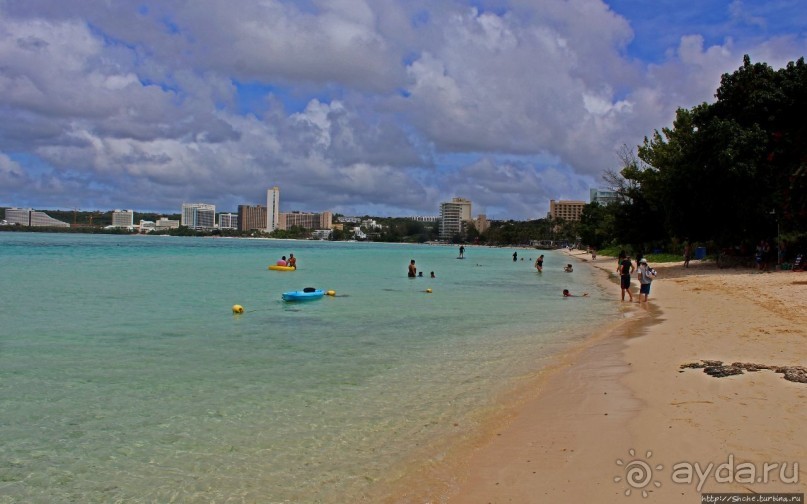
[617,254,634,302]
[408,259,417,278]
[637,258,656,302]
[513,251,518,262]
[535,254,544,272]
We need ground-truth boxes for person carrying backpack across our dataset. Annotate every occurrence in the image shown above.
[637,258,657,303]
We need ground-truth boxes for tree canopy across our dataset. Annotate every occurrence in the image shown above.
[584,55,807,254]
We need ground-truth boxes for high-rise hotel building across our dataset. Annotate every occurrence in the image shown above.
[111,209,134,228]
[238,205,267,231]
[439,197,472,241]
[267,186,280,233]
[218,213,238,230]
[548,200,586,222]
[279,211,333,230]
[5,208,69,227]
[181,203,216,230]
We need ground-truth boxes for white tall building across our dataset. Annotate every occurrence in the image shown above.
[5,208,69,227]
[590,188,619,206]
[218,213,238,229]
[267,186,280,233]
[439,197,472,241]
[181,203,216,229]
[155,217,180,230]
[111,209,134,228]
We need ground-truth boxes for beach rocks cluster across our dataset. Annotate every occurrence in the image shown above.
[680,360,807,383]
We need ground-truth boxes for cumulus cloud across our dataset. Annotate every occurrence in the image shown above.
[0,152,30,190]
[1,0,806,218]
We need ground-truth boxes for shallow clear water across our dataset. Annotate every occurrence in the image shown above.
[0,233,616,503]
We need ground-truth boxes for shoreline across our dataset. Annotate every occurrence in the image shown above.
[389,249,806,502]
[375,249,655,502]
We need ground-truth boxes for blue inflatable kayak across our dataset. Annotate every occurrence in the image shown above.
[282,289,324,302]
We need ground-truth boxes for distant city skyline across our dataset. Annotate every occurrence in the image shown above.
[2,2,805,219]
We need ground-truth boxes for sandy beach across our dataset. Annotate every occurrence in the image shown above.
[393,251,807,502]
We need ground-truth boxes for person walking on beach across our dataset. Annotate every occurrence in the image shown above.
[408,259,417,278]
[618,254,634,302]
[637,258,656,302]
[683,242,691,268]
[459,245,465,258]
[535,254,544,272]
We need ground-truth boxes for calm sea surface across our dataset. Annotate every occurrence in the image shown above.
[0,233,617,503]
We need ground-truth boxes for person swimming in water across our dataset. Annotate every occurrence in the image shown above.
[563,289,588,297]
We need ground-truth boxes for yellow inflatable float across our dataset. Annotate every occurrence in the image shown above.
[268,265,296,271]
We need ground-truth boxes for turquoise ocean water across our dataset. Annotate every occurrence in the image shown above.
[0,233,617,503]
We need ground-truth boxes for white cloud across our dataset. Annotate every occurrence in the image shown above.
[1,1,806,218]
[0,152,30,192]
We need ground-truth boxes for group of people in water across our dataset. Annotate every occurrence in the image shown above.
[406,247,592,297]
[280,247,654,301]
[403,246,658,302]
[275,253,297,268]
[407,260,435,278]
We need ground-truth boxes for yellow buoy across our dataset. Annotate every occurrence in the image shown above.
[425,288,432,293]
[326,290,336,296]
[232,304,244,314]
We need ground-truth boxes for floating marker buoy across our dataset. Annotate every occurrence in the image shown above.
[425,288,432,293]
[232,304,244,314]
[326,290,336,296]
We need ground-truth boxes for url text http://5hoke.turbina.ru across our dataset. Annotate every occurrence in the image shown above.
[701,493,805,504]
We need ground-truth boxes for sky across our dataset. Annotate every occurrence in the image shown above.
[1,0,806,220]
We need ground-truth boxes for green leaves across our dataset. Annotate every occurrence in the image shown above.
[616,55,807,249]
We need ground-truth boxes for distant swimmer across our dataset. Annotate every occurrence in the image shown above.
[430,271,436,278]
[418,271,423,277]
[459,245,465,258]
[287,253,297,269]
[408,259,417,278]
[277,255,288,266]
[564,264,573,272]
[513,251,518,262]
[535,254,544,272]
[563,289,588,297]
